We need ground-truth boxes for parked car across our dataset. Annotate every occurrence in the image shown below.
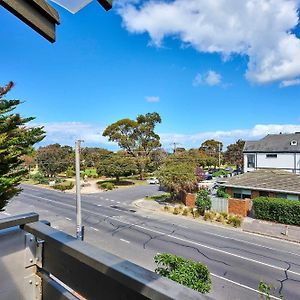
[147,177,159,184]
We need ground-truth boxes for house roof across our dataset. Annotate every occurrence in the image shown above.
[244,133,300,153]
[221,169,300,195]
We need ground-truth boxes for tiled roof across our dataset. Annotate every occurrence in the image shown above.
[221,169,300,195]
[244,133,300,152]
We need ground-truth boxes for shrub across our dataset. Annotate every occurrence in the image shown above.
[154,253,211,293]
[212,170,228,177]
[173,207,180,215]
[182,208,189,216]
[196,189,212,215]
[66,167,75,178]
[204,211,216,222]
[253,197,300,225]
[164,205,170,212]
[216,214,225,224]
[30,172,48,184]
[216,186,230,198]
[227,215,243,227]
[220,211,228,219]
[53,182,74,191]
[100,182,115,190]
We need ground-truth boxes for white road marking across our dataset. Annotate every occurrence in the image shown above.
[110,200,115,202]
[211,273,282,300]
[2,212,11,216]
[22,192,300,278]
[90,227,99,232]
[105,199,109,201]
[120,238,130,244]
[178,224,188,229]
[96,204,102,207]
[116,201,120,204]
[65,217,72,221]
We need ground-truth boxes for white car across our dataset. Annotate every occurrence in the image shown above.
[147,177,159,184]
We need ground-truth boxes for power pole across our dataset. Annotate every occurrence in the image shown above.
[75,140,84,240]
[218,142,221,168]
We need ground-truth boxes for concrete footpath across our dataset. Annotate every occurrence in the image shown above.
[134,199,300,244]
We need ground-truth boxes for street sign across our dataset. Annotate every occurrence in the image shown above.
[0,0,60,43]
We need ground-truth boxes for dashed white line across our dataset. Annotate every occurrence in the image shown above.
[90,227,99,232]
[2,212,11,216]
[65,217,72,221]
[120,238,130,244]
[116,201,121,204]
[22,192,300,277]
[96,204,102,207]
[110,199,115,202]
[105,198,109,201]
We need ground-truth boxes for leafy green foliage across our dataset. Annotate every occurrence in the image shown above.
[100,182,115,190]
[30,172,48,184]
[156,158,198,198]
[253,197,300,225]
[53,181,74,191]
[227,214,243,227]
[212,169,228,177]
[97,152,136,182]
[154,253,211,294]
[196,189,212,214]
[37,144,73,177]
[0,81,45,209]
[224,139,245,169]
[216,186,230,198]
[103,112,161,179]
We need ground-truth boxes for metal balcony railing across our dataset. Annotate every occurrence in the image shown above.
[0,212,208,300]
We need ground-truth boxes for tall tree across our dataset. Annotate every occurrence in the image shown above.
[224,139,245,169]
[0,81,45,209]
[199,139,223,156]
[81,147,112,167]
[37,144,73,177]
[103,112,161,179]
[96,152,136,182]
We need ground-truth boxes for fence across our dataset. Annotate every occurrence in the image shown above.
[211,197,228,213]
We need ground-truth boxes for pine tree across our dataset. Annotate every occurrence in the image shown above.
[0,81,45,209]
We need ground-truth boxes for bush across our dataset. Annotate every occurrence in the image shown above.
[154,253,211,293]
[253,197,300,225]
[220,211,228,219]
[196,189,212,215]
[212,170,228,177]
[204,211,216,221]
[216,214,225,224]
[182,208,189,216]
[30,172,48,184]
[53,182,74,191]
[164,205,170,212]
[66,167,75,178]
[216,187,230,198]
[100,182,115,190]
[227,215,243,227]
[173,207,180,215]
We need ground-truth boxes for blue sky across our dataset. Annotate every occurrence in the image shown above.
[1,0,300,151]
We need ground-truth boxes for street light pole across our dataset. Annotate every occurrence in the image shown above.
[218,142,221,168]
[75,140,84,240]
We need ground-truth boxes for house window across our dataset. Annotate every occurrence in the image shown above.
[233,188,251,199]
[276,193,287,199]
[266,154,277,158]
[247,154,255,168]
[259,191,269,197]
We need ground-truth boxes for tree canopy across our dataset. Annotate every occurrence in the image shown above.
[96,152,136,182]
[103,112,161,179]
[0,81,45,209]
[224,139,245,169]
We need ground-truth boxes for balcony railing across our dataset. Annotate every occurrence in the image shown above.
[0,212,208,299]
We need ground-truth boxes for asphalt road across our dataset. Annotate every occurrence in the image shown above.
[2,184,300,300]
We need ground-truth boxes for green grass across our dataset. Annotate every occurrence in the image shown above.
[96,178,146,187]
[146,193,171,201]
[84,168,98,177]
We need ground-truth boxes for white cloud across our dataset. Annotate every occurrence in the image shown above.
[117,0,300,86]
[193,70,222,86]
[32,122,116,147]
[280,78,300,88]
[145,96,160,102]
[160,124,300,148]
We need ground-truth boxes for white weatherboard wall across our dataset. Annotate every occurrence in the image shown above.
[244,153,300,173]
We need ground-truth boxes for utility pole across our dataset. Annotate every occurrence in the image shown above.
[171,142,180,154]
[75,140,84,240]
[218,142,221,168]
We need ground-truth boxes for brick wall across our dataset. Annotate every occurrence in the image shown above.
[182,193,196,207]
[228,198,250,217]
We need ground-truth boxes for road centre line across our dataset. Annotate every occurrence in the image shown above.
[90,227,99,232]
[65,217,72,221]
[22,192,300,277]
[120,238,130,244]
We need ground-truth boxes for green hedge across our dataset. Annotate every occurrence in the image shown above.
[154,253,211,293]
[253,197,300,225]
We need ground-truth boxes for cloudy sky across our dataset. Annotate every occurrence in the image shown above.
[1,0,300,150]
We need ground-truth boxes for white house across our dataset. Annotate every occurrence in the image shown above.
[243,133,300,173]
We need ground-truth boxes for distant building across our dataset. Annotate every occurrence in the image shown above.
[222,169,300,200]
[243,133,300,173]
